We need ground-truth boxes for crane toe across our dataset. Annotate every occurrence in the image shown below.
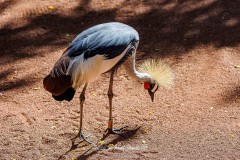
[104,125,129,137]
[79,131,94,144]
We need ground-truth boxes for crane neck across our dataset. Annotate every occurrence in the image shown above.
[133,69,152,81]
[123,50,152,82]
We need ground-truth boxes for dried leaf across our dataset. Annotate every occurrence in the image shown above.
[108,144,115,147]
[49,6,54,11]
[143,129,149,133]
[148,111,154,115]
[98,140,104,145]
[33,87,41,90]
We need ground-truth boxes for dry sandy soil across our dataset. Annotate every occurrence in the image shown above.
[0,0,240,160]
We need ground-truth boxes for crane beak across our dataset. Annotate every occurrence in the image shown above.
[148,90,155,102]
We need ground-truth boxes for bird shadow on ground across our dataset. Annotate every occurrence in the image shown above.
[58,137,87,160]
[58,127,140,160]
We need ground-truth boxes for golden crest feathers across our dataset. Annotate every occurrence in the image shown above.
[138,59,174,90]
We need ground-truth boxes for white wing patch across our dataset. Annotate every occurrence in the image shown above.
[67,45,130,89]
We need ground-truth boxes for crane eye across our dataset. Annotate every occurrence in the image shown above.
[150,83,158,92]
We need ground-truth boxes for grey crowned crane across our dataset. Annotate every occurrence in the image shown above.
[43,22,174,143]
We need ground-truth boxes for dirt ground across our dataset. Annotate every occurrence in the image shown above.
[0,0,240,160]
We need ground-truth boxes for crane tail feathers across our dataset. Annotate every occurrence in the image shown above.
[52,87,75,101]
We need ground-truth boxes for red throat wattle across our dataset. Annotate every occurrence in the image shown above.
[144,82,150,90]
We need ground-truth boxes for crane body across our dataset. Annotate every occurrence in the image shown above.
[44,22,143,101]
[43,22,173,143]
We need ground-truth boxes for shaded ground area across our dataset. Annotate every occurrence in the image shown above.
[0,0,240,159]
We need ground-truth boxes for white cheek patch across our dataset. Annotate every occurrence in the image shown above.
[151,84,158,92]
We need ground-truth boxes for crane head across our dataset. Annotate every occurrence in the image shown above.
[144,81,158,102]
[139,59,174,102]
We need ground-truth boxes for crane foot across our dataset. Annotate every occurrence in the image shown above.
[104,125,129,137]
[78,131,94,144]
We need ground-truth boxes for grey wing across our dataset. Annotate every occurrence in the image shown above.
[50,22,139,77]
[67,22,139,60]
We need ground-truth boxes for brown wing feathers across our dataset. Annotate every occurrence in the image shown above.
[43,48,73,97]
[43,74,72,96]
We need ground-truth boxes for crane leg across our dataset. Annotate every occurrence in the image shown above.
[105,71,128,136]
[77,83,93,144]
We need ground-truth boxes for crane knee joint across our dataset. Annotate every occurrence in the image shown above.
[107,92,113,99]
[80,94,85,102]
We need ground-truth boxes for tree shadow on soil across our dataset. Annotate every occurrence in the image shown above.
[124,0,240,60]
[1,0,240,92]
[0,0,239,99]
